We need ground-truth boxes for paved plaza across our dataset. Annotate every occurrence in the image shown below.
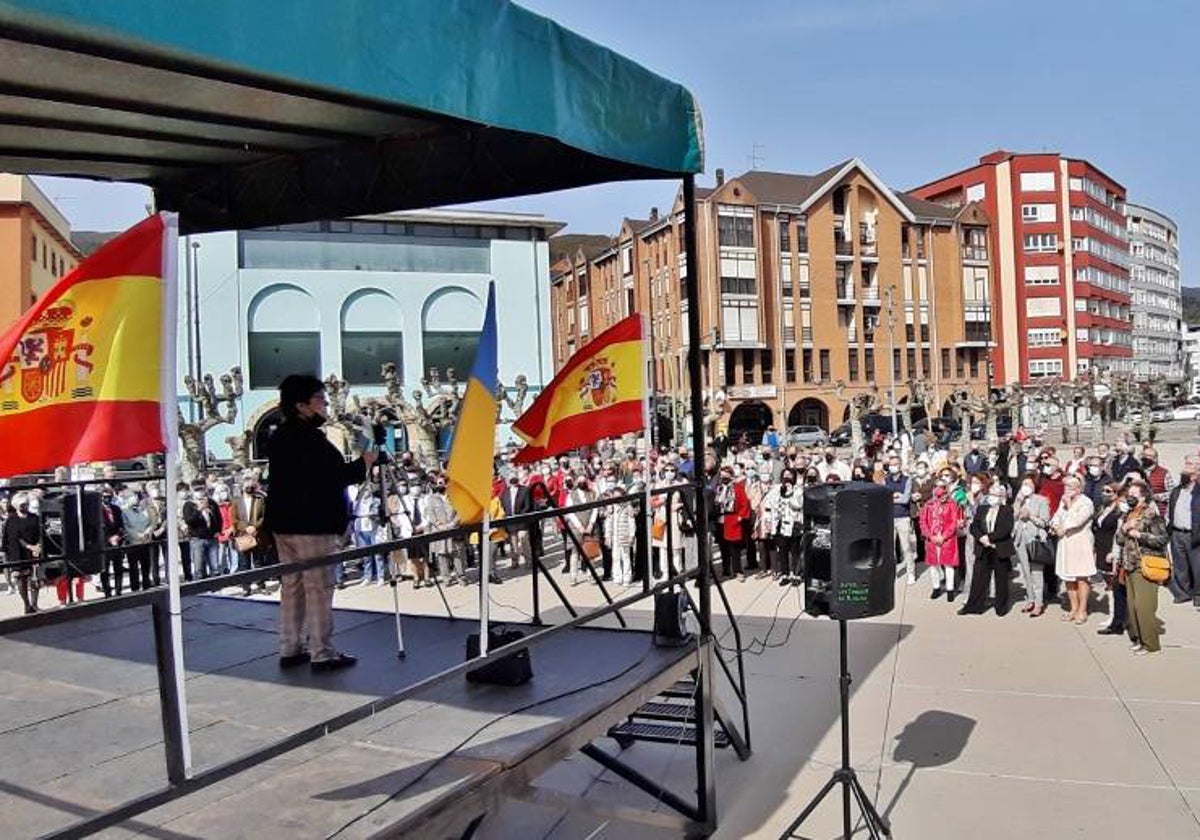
[1,436,1198,838]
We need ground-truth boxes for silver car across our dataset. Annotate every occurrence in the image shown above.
[786,425,829,447]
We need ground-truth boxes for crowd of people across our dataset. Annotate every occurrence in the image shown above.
[3,414,1199,661]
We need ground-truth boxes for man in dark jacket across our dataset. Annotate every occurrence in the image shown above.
[960,483,1016,616]
[266,374,375,672]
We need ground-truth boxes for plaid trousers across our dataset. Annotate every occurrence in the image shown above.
[275,533,340,661]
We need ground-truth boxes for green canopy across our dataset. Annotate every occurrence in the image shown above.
[0,0,704,231]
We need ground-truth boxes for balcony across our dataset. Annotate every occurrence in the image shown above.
[783,325,796,343]
[834,235,854,259]
[861,287,881,306]
[836,283,856,304]
[859,223,878,259]
[801,327,813,344]
[962,245,988,263]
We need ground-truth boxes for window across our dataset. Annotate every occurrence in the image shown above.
[969,349,980,378]
[802,349,814,383]
[956,351,965,378]
[30,233,36,259]
[1028,359,1063,378]
[963,266,989,301]
[796,215,808,252]
[941,349,951,378]
[785,349,796,383]
[342,333,403,385]
[1023,233,1058,253]
[1069,177,1083,192]
[761,350,774,384]
[742,350,754,383]
[720,276,757,295]
[893,350,902,379]
[863,348,875,382]
[720,299,759,342]
[921,348,931,377]
[1020,171,1055,192]
[1025,298,1062,318]
[1027,328,1061,348]
[723,350,736,386]
[42,243,47,269]
[1024,266,1060,286]
[620,245,632,275]
[962,227,988,261]
[1021,203,1057,223]
[819,349,831,382]
[906,349,917,378]
[423,331,480,379]
[239,230,490,273]
[248,332,320,389]
[966,183,986,202]
[779,218,790,253]
[846,348,858,381]
[717,206,754,247]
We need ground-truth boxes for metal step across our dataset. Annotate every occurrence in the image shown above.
[659,679,698,699]
[607,721,731,749]
[631,701,695,723]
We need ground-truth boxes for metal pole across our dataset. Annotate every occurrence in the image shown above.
[479,512,491,656]
[183,235,195,423]
[839,619,852,838]
[190,241,202,382]
[683,174,717,831]
[642,314,656,582]
[72,484,85,604]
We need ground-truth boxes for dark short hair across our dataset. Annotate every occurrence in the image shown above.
[279,374,325,420]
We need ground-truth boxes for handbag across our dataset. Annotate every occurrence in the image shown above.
[651,519,667,541]
[581,535,603,560]
[1029,539,1055,567]
[234,533,258,553]
[1139,552,1171,585]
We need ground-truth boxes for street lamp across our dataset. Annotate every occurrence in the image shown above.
[884,285,898,436]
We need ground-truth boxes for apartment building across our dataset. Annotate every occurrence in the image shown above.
[550,159,993,439]
[0,174,82,328]
[913,151,1132,385]
[1126,203,1183,381]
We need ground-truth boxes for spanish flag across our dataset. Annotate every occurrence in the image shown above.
[446,282,498,524]
[512,314,645,464]
[0,213,176,478]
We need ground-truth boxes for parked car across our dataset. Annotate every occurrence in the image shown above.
[1129,405,1174,424]
[1171,403,1200,421]
[786,425,829,447]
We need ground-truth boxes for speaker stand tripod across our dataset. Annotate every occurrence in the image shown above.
[780,619,891,840]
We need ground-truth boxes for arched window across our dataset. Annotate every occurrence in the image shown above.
[421,287,483,380]
[340,289,402,385]
[247,285,320,389]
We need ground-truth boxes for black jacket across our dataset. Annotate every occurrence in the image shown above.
[264,416,367,536]
[1165,481,1200,547]
[498,484,532,531]
[969,503,1015,559]
[182,498,221,540]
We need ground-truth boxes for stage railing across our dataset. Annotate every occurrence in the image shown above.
[0,481,742,839]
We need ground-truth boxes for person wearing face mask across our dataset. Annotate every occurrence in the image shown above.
[97,484,127,597]
[1164,455,1200,607]
[1115,480,1169,654]
[1050,475,1096,624]
[715,466,750,581]
[3,492,41,613]
[424,479,466,585]
[770,469,805,586]
[1082,457,1111,509]
[182,483,221,581]
[1065,446,1088,478]
[961,483,1015,616]
[120,487,157,592]
[1110,442,1139,483]
[212,483,237,579]
[265,374,375,673]
[1013,473,1053,617]
[650,466,687,581]
[817,448,850,482]
[963,443,987,476]
[747,467,776,580]
[884,456,918,585]
[233,476,268,596]
[1094,482,1126,634]
[1139,446,1174,516]
[959,472,989,596]
[920,480,961,600]
[499,470,532,571]
[564,476,597,586]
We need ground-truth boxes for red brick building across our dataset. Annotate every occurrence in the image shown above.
[913,151,1132,385]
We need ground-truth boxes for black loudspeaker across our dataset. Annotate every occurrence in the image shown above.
[653,590,692,647]
[465,628,533,686]
[39,491,105,577]
[802,482,895,620]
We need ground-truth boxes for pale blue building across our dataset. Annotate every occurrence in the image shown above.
[178,209,561,459]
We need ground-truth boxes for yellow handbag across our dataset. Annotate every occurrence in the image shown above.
[1139,552,1171,585]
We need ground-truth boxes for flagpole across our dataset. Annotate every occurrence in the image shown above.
[480,510,491,656]
[159,213,192,778]
[642,314,655,581]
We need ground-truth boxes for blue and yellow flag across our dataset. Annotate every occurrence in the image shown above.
[446,282,498,524]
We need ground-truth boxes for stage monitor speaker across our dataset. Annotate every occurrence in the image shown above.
[39,491,105,577]
[466,628,534,686]
[802,482,895,620]
[653,590,692,647]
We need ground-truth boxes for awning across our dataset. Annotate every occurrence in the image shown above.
[0,0,704,232]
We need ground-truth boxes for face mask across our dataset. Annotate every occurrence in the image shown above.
[987,492,1004,505]
[1019,485,1034,497]
[664,470,676,480]
[1042,466,1053,475]
[970,481,982,493]
[916,466,928,476]
[214,490,229,503]
[887,465,900,474]
[746,471,758,482]
[1118,500,1131,513]
[825,454,834,464]
[933,485,948,499]
[148,487,161,499]
[191,492,205,502]
[407,486,421,496]
[395,485,408,496]
[1142,457,1155,468]
[1088,466,1101,477]
[509,478,520,486]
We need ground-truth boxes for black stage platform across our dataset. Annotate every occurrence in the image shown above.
[0,596,697,838]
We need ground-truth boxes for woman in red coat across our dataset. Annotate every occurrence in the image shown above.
[716,467,751,581]
[919,481,961,602]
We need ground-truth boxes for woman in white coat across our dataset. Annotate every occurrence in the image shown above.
[1050,474,1096,623]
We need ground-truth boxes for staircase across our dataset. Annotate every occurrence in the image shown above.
[607,670,749,759]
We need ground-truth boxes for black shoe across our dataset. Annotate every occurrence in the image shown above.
[489,573,503,585]
[1097,626,1125,635]
[947,590,956,603]
[779,576,791,587]
[930,588,943,600]
[1193,596,1200,609]
[311,652,357,673]
[279,652,311,668]
[995,609,1010,618]
[957,606,980,616]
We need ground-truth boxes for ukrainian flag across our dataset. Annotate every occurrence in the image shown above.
[446,282,498,524]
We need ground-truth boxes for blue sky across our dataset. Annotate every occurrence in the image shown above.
[38,0,1197,283]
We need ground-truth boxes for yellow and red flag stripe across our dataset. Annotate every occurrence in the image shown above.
[0,213,174,477]
[512,314,645,464]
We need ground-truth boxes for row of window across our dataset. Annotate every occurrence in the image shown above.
[1074,236,1130,268]
[254,219,542,241]
[246,329,480,390]
[1071,176,1124,214]
[30,232,74,278]
[1076,265,1130,295]
[1070,205,1127,242]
